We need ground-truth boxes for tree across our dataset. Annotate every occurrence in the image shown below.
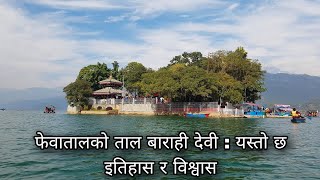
[169,52,203,66]
[214,72,243,104]
[77,62,110,91]
[69,47,265,104]
[201,47,265,103]
[63,79,93,107]
[140,64,213,102]
[121,62,149,94]
[111,61,120,79]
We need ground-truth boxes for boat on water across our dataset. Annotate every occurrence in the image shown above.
[266,104,292,118]
[242,103,265,118]
[0,108,5,111]
[44,105,55,113]
[185,113,209,118]
[291,117,306,123]
[306,110,318,117]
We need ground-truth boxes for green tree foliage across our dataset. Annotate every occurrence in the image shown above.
[77,62,110,91]
[169,52,203,66]
[66,47,265,104]
[201,47,265,102]
[140,47,265,103]
[121,62,150,94]
[139,64,246,104]
[63,79,93,107]
[111,61,120,79]
[214,72,243,104]
[141,64,215,102]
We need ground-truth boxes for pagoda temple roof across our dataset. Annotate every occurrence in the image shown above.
[99,75,123,86]
[93,87,124,95]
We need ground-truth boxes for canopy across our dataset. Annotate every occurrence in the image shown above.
[99,75,123,86]
[278,107,293,112]
[242,103,262,107]
[274,104,291,108]
[93,87,124,95]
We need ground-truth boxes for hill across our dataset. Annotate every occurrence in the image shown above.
[262,73,320,105]
[0,88,67,111]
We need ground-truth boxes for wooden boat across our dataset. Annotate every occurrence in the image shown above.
[185,113,209,118]
[291,117,306,123]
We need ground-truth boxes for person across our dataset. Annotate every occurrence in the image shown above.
[160,97,164,103]
[292,108,302,118]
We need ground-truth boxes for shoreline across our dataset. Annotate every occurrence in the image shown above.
[67,110,246,118]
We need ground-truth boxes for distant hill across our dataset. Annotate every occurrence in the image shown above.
[0,87,64,103]
[1,73,320,110]
[261,73,320,105]
[3,96,67,111]
[0,87,67,111]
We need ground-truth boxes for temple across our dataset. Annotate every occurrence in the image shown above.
[92,75,125,98]
[89,75,129,110]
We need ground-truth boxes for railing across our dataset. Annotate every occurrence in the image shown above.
[93,98,156,105]
[153,102,243,116]
[91,98,243,116]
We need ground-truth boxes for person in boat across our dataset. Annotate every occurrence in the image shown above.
[292,108,303,118]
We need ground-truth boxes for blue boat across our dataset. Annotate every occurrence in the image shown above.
[291,117,306,123]
[185,113,209,118]
[242,103,266,118]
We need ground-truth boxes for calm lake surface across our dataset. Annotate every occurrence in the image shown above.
[0,111,319,179]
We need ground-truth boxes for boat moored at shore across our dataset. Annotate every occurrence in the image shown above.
[184,113,209,118]
[242,103,266,118]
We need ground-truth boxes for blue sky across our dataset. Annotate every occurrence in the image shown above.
[0,0,319,89]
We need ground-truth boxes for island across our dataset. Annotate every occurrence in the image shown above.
[64,47,265,117]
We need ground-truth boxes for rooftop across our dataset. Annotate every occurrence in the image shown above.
[99,75,123,86]
[93,87,124,96]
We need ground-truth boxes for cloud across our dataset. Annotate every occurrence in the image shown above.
[227,3,239,11]
[1,0,320,89]
[0,2,86,88]
[171,0,320,76]
[27,0,225,23]
[131,0,224,16]
[24,0,125,10]
[104,15,127,23]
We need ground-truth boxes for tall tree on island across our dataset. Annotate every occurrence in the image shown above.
[111,61,120,79]
[200,47,265,103]
[63,79,93,107]
[121,62,151,95]
[77,62,110,91]
[169,52,203,66]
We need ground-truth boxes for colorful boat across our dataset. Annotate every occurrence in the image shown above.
[291,117,306,123]
[242,103,266,118]
[306,110,318,117]
[185,113,209,118]
[272,104,292,117]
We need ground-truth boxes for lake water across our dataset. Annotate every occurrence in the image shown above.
[0,111,319,179]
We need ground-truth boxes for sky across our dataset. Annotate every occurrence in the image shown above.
[0,0,319,89]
